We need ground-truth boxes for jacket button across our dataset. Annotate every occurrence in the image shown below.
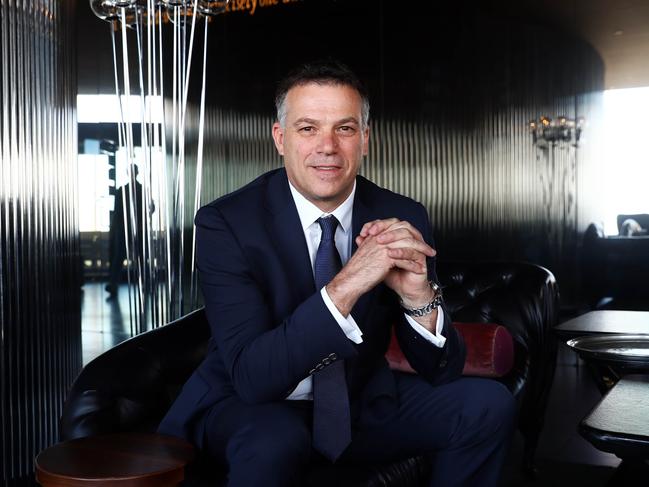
[439,359,447,368]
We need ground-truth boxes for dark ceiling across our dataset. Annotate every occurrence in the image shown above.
[78,0,649,93]
[493,0,649,89]
[574,0,649,89]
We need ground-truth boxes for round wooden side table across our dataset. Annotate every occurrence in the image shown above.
[35,433,194,487]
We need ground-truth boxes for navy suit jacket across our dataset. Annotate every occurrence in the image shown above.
[158,168,465,448]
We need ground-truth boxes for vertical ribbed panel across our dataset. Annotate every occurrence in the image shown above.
[190,37,603,304]
[193,94,602,299]
[195,109,282,202]
[0,1,80,483]
[170,2,604,308]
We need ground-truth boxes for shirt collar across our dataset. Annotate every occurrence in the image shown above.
[288,179,356,234]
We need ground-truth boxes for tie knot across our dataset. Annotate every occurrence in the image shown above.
[317,216,339,242]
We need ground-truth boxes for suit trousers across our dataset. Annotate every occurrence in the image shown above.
[203,373,516,487]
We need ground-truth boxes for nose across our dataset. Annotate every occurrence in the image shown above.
[316,130,338,154]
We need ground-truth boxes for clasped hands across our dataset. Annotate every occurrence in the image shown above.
[326,218,437,329]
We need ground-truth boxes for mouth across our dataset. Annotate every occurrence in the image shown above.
[310,161,343,171]
[311,165,343,180]
[313,165,341,171]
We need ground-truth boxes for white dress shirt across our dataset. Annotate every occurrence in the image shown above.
[286,181,445,400]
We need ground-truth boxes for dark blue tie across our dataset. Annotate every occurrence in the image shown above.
[312,216,351,462]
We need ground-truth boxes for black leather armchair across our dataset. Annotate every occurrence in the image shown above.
[617,213,649,236]
[61,261,559,486]
[582,222,649,309]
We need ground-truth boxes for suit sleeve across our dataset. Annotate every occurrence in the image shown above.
[393,203,466,384]
[195,206,358,404]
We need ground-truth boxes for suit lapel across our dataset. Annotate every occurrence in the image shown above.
[264,169,315,303]
[262,172,381,320]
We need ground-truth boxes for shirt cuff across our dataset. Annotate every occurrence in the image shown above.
[321,287,363,344]
[405,309,446,348]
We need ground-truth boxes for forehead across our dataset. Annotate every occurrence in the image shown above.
[284,82,363,121]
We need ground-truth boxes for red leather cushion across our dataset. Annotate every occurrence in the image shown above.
[385,322,514,378]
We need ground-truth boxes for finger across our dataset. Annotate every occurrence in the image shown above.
[377,222,424,243]
[356,233,382,247]
[369,218,400,236]
[359,218,400,238]
[355,235,372,247]
[356,233,384,250]
[386,220,423,239]
[384,236,436,257]
[387,248,429,274]
[376,227,421,245]
[391,258,427,274]
[387,247,428,263]
[359,219,382,238]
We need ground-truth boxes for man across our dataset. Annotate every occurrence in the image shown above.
[106,164,144,298]
[159,61,515,486]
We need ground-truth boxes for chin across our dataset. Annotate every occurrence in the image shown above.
[315,188,345,201]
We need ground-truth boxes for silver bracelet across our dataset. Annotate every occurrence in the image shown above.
[400,281,443,317]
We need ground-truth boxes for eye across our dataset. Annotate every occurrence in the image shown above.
[299,126,315,133]
[337,125,356,134]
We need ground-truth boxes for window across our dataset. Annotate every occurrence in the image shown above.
[602,88,649,235]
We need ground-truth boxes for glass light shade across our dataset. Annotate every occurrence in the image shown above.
[121,5,145,29]
[161,0,191,6]
[104,0,138,6]
[196,0,229,16]
[89,0,120,20]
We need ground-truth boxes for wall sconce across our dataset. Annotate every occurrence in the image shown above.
[528,116,584,148]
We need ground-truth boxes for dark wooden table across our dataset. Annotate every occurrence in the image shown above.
[555,312,649,484]
[35,433,194,487]
[556,310,649,339]
[579,375,649,485]
[580,374,649,456]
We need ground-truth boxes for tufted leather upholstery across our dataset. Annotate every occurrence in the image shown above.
[437,261,559,472]
[61,261,558,485]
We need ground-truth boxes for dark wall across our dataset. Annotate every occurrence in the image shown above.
[77,0,605,305]
[191,0,605,304]
[1,0,81,484]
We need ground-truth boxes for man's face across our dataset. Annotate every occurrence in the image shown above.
[272,82,369,213]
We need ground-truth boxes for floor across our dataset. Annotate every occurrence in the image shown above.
[81,282,135,365]
[80,281,625,486]
[500,343,621,486]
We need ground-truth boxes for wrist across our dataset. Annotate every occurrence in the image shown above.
[408,307,438,333]
[326,271,363,317]
[399,288,435,308]
[400,281,443,317]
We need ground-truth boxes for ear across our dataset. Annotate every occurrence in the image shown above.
[362,125,370,156]
[272,122,285,156]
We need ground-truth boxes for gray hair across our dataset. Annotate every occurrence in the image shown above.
[275,60,370,130]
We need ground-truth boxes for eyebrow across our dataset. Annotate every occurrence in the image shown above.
[293,117,360,126]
